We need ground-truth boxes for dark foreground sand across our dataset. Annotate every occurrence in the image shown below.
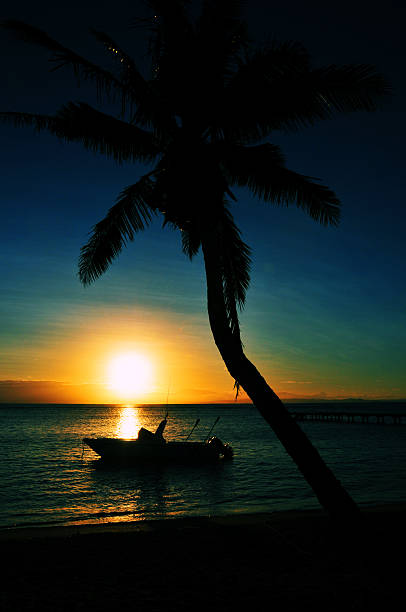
[1,505,405,611]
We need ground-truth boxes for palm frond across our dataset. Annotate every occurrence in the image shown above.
[145,0,192,61]
[198,0,249,76]
[79,175,157,285]
[186,0,248,129]
[1,20,124,104]
[265,168,341,226]
[218,141,286,180]
[91,29,145,87]
[90,29,176,135]
[216,44,390,141]
[0,110,55,131]
[143,1,196,118]
[210,42,309,142]
[310,64,391,113]
[219,143,341,226]
[0,104,159,163]
[218,205,251,338]
[180,224,201,259]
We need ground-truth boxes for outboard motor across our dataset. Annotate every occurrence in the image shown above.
[208,436,233,460]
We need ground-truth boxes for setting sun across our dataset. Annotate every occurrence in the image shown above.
[107,352,153,399]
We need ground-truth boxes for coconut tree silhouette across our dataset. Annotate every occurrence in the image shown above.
[1,1,390,518]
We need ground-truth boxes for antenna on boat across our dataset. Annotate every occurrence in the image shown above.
[185,418,200,441]
[204,416,220,442]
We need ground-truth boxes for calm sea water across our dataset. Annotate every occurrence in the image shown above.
[1,402,405,529]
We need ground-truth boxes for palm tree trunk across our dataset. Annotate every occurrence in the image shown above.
[201,234,359,520]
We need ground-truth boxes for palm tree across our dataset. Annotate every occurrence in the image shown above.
[1,1,390,519]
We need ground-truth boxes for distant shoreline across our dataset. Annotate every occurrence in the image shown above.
[1,398,406,406]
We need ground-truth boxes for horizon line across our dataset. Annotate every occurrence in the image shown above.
[1,398,406,406]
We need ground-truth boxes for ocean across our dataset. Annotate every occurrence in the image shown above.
[1,402,405,529]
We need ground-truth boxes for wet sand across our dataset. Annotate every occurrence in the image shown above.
[1,504,405,611]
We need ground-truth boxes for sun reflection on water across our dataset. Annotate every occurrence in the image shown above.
[116,405,141,439]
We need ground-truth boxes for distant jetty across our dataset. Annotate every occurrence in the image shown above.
[291,411,406,425]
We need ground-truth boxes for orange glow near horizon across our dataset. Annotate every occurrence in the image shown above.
[0,306,250,404]
[5,304,397,405]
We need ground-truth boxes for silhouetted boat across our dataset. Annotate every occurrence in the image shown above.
[83,436,233,463]
[83,417,233,464]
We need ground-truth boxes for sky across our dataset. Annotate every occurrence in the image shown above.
[0,0,405,404]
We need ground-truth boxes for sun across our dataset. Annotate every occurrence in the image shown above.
[107,352,153,398]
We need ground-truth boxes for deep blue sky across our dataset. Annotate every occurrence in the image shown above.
[1,0,405,402]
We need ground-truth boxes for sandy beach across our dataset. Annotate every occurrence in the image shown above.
[1,504,405,611]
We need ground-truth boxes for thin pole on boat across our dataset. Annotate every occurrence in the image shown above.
[165,381,171,419]
[204,416,220,442]
[185,418,200,441]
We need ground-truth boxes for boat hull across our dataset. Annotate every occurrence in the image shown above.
[83,437,232,464]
